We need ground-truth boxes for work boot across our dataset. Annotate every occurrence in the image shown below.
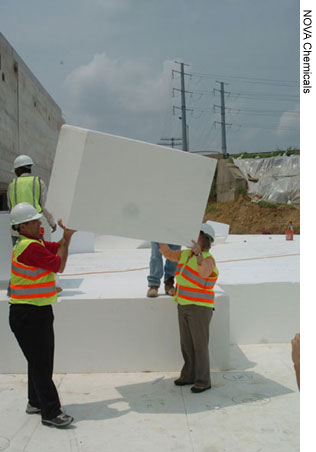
[165,277,175,296]
[147,286,159,297]
[42,413,74,429]
[26,402,41,414]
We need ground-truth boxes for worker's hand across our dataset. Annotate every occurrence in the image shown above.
[190,240,202,256]
[57,219,76,238]
[159,243,168,255]
[291,333,300,368]
[51,224,57,233]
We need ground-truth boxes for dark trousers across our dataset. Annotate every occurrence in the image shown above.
[177,303,213,388]
[9,304,62,420]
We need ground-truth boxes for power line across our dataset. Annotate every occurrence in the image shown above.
[158,137,182,148]
[191,71,299,87]
[232,123,299,132]
[227,93,299,101]
[191,107,299,117]
[167,65,300,150]
[226,111,299,118]
[223,107,299,115]
[189,89,299,101]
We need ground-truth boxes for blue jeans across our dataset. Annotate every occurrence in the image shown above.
[147,242,181,287]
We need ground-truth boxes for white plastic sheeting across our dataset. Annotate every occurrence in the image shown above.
[233,155,300,204]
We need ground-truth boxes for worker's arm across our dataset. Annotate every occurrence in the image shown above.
[191,240,215,278]
[6,182,12,210]
[159,244,181,262]
[39,178,57,232]
[291,333,300,390]
[56,220,76,273]
[196,256,215,278]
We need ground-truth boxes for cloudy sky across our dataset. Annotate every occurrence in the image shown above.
[0,0,299,153]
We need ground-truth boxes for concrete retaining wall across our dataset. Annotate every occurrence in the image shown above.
[0,33,64,207]
[216,159,248,202]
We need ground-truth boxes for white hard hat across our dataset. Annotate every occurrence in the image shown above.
[200,222,215,242]
[13,155,34,170]
[10,202,42,225]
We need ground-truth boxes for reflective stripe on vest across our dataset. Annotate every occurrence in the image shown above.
[11,257,51,280]
[176,285,215,304]
[10,281,57,299]
[10,236,57,306]
[177,265,217,289]
[9,176,42,213]
[174,249,218,307]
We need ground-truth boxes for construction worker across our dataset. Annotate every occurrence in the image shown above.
[7,154,57,243]
[159,223,218,393]
[146,242,181,297]
[8,202,75,428]
[7,155,58,296]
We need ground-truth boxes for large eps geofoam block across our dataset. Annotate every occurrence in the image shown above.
[46,125,217,245]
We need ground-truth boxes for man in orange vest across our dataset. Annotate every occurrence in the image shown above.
[9,202,75,428]
[160,222,218,393]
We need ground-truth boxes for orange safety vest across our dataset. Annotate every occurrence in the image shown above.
[10,236,57,306]
[173,249,218,308]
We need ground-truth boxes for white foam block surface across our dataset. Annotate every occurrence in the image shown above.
[0,213,12,281]
[207,220,230,243]
[51,226,95,254]
[46,125,217,246]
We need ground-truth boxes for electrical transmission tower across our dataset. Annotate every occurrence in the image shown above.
[214,81,231,157]
[158,137,182,148]
[172,62,192,152]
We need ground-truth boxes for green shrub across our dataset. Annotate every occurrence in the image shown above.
[258,200,278,208]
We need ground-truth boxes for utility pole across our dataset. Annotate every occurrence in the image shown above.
[214,81,230,158]
[180,63,188,152]
[219,82,227,157]
[172,62,192,152]
[158,137,182,148]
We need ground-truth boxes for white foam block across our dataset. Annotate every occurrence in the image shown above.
[207,220,230,244]
[51,226,95,254]
[0,213,12,281]
[46,125,217,246]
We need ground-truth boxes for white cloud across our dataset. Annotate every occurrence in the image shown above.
[62,54,174,142]
[65,53,173,113]
[277,104,300,136]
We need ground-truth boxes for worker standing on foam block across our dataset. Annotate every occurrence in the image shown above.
[146,242,181,297]
[160,223,218,394]
[8,202,75,429]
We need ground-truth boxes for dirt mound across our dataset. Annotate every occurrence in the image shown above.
[204,195,300,235]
